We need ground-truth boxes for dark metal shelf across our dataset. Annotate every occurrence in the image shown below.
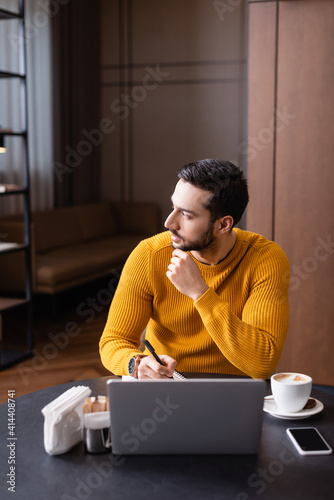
[0,188,27,196]
[0,243,28,255]
[0,131,27,137]
[0,8,22,20]
[0,0,33,371]
[0,297,29,313]
[0,70,26,79]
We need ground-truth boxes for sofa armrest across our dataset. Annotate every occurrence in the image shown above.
[111,202,160,236]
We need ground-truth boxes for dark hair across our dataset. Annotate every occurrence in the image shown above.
[178,159,249,227]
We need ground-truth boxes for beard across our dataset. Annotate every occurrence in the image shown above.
[170,221,216,252]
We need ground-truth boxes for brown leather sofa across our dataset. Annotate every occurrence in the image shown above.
[0,201,160,295]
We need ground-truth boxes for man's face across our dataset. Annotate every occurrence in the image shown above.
[164,179,216,252]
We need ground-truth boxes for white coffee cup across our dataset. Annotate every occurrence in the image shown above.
[271,372,312,413]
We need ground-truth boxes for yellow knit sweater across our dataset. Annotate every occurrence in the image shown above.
[99,229,290,379]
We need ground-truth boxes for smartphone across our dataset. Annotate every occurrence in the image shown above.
[286,427,332,455]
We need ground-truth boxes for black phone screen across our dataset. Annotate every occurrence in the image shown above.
[289,428,330,451]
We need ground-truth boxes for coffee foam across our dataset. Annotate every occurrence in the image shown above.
[274,373,309,384]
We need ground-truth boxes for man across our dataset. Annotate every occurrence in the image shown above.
[100,159,289,379]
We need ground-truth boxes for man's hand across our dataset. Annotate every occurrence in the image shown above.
[137,355,177,379]
[166,249,209,301]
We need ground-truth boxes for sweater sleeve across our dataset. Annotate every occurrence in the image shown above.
[194,244,290,379]
[99,240,153,375]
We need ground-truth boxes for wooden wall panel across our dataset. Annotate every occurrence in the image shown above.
[247,0,334,385]
[275,0,334,385]
[246,2,277,240]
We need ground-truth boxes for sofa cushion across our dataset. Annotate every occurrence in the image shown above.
[74,203,117,242]
[32,207,82,253]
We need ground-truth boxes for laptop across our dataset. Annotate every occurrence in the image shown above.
[107,378,266,455]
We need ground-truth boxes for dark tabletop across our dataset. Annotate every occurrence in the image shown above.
[1,375,334,500]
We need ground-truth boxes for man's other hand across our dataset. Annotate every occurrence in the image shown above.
[166,249,209,301]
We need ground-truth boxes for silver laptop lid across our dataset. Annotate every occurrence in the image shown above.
[107,378,266,455]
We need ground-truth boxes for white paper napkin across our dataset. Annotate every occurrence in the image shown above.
[41,386,91,455]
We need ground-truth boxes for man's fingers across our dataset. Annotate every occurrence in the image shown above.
[159,355,177,372]
[138,355,175,379]
[138,366,171,379]
[172,249,186,258]
[146,358,171,376]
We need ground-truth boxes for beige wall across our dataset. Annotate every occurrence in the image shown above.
[100,0,247,228]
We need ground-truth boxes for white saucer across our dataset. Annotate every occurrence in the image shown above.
[263,396,324,420]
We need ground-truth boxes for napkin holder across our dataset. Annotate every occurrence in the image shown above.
[41,386,91,455]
